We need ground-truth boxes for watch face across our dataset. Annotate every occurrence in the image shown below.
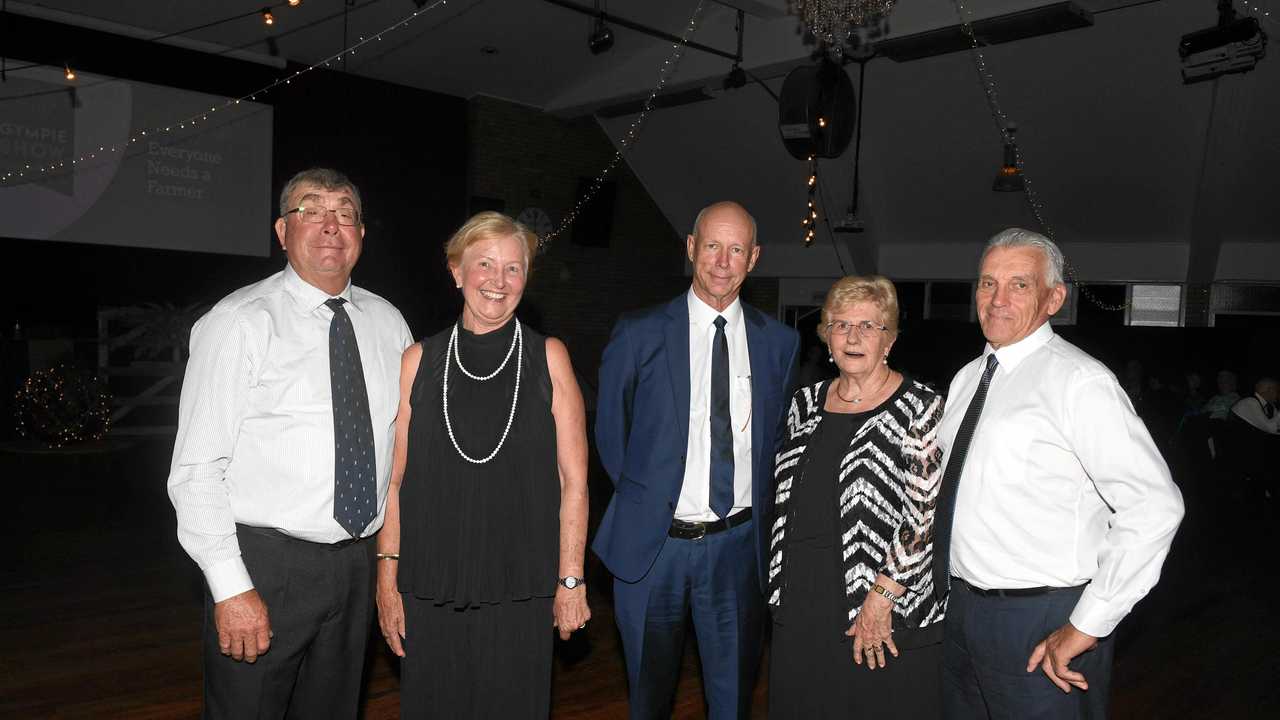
[561,576,581,589]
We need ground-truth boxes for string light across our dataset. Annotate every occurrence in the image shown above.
[951,0,1128,312]
[538,0,708,250]
[802,155,819,244]
[1239,0,1277,30]
[288,0,302,6]
[64,64,75,81]
[0,0,452,186]
[262,8,275,26]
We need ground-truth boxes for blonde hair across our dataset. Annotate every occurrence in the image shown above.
[444,211,539,270]
[819,275,900,343]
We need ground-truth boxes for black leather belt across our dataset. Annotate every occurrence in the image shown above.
[669,508,752,540]
[238,523,369,550]
[953,576,1085,598]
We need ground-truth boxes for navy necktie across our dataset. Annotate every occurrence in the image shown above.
[326,298,377,538]
[710,315,734,519]
[933,353,999,597]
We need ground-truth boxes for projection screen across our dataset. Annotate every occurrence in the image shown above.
[0,62,273,256]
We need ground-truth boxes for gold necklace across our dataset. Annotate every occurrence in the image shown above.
[835,368,893,405]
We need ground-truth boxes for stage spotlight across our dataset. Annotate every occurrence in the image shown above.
[589,21,614,55]
[723,64,747,90]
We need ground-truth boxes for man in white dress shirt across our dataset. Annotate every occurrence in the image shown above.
[934,228,1184,719]
[168,168,412,718]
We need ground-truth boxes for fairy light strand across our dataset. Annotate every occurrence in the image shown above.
[952,0,1129,312]
[538,0,708,250]
[0,0,451,186]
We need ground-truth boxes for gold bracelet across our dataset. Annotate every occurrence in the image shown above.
[375,553,400,561]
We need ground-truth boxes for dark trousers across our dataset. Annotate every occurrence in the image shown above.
[943,580,1114,720]
[202,525,375,720]
[613,519,763,720]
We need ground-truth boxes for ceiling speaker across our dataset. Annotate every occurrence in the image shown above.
[778,59,857,160]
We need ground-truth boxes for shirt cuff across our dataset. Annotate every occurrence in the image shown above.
[204,557,254,603]
[1067,589,1121,639]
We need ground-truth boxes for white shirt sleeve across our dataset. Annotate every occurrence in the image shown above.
[1065,372,1185,637]
[166,309,255,603]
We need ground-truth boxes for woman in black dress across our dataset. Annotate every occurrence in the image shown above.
[768,275,946,718]
[375,212,590,718]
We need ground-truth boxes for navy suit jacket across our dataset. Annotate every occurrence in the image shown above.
[592,294,800,590]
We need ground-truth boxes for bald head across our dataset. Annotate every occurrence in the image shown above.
[692,201,757,247]
[686,201,760,312]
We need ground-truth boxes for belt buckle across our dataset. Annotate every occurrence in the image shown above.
[690,522,707,540]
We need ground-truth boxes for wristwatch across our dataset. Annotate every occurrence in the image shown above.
[870,583,898,601]
[558,576,586,590]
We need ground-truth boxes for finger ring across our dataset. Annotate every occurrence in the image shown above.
[578,623,587,629]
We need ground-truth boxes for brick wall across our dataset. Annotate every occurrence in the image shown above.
[467,96,782,382]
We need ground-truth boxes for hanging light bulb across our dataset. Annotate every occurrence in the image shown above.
[288,0,302,6]
[262,8,275,25]
[64,64,76,81]
[993,123,1024,192]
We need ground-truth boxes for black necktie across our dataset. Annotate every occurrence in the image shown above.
[933,353,1000,597]
[326,298,377,538]
[709,315,734,519]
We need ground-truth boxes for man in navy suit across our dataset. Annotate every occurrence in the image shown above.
[593,201,800,719]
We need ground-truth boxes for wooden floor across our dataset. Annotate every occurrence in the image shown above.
[1,439,1275,719]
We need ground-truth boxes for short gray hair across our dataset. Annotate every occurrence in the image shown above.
[982,227,1064,287]
[278,168,363,220]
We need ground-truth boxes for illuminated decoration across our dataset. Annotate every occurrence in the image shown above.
[802,155,819,245]
[289,0,302,6]
[64,64,75,81]
[992,123,1023,192]
[14,366,112,448]
[787,0,898,53]
[262,8,275,25]
[952,0,1126,311]
[1,0,453,185]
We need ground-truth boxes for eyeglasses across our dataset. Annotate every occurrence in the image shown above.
[825,319,889,338]
[286,205,361,226]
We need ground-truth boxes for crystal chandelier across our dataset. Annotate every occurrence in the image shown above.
[787,0,897,51]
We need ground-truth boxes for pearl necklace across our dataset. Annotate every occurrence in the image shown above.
[442,321,522,464]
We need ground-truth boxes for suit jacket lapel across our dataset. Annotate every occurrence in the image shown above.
[742,304,771,474]
[665,296,691,447]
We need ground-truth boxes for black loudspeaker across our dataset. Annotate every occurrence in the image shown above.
[571,178,616,248]
[778,59,857,160]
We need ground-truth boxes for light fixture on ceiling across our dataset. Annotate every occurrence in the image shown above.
[588,0,614,55]
[64,63,76,81]
[787,0,897,54]
[262,8,275,26]
[993,123,1024,192]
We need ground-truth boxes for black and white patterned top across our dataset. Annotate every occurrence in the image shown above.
[768,377,947,630]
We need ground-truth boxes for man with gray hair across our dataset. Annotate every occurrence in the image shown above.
[168,168,412,717]
[932,228,1184,718]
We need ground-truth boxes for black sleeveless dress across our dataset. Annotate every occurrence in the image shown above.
[398,318,560,718]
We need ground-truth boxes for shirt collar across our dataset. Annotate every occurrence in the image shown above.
[283,263,357,313]
[984,321,1054,372]
[687,288,743,329]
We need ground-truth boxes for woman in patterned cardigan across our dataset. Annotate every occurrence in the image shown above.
[767,275,946,719]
